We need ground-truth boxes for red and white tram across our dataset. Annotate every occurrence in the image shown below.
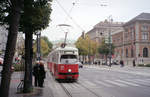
[47,46,79,81]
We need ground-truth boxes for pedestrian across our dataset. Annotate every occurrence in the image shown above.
[133,59,136,67]
[38,61,46,87]
[33,61,40,87]
[120,60,124,67]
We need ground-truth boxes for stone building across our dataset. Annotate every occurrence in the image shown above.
[112,13,150,65]
[86,20,124,44]
[86,19,124,61]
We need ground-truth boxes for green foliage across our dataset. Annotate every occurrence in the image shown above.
[33,37,52,57]
[41,36,53,49]
[0,0,10,25]
[75,34,98,56]
[138,64,150,67]
[137,64,144,67]
[19,0,52,33]
[98,40,109,55]
[13,62,24,71]
[0,0,23,25]
[98,39,115,56]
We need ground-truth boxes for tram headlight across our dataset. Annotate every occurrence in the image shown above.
[68,69,72,72]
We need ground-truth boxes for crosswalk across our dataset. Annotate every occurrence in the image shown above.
[61,78,150,89]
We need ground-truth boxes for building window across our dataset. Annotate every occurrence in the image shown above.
[142,32,149,40]
[141,25,149,31]
[143,47,148,57]
[131,48,134,57]
[126,48,128,58]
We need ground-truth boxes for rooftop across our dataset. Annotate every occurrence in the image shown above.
[124,13,150,26]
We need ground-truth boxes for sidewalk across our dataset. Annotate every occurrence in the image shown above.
[9,70,69,97]
[9,72,54,97]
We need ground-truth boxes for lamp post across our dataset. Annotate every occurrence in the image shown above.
[108,15,113,66]
[36,31,41,61]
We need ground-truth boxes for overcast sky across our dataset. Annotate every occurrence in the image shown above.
[41,0,150,42]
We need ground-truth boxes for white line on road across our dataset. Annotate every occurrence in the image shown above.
[96,80,113,87]
[115,80,139,86]
[83,81,97,87]
[105,80,128,87]
[134,79,150,84]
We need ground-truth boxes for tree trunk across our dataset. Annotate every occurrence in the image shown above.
[23,30,33,93]
[0,0,22,97]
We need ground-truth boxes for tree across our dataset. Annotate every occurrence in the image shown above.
[19,0,52,92]
[33,37,52,58]
[42,36,53,50]
[75,34,98,63]
[0,0,23,97]
[98,39,115,63]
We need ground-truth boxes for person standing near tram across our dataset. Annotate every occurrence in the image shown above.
[38,61,46,87]
[33,61,40,87]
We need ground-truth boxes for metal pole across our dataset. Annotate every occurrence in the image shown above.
[108,16,112,66]
[36,32,41,61]
[64,32,68,45]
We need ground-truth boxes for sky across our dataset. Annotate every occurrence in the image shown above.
[41,0,150,42]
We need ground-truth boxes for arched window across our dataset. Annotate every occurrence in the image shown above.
[126,48,128,58]
[143,47,148,57]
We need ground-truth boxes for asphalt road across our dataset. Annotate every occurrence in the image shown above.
[77,65,150,97]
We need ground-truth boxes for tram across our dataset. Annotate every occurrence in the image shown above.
[47,46,79,81]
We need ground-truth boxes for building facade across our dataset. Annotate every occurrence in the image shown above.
[86,20,124,44]
[112,13,150,65]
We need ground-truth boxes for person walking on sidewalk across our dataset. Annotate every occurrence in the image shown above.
[120,60,124,67]
[133,59,136,67]
[33,61,40,87]
[38,61,46,87]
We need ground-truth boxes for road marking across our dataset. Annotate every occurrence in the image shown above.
[134,79,150,84]
[96,80,113,87]
[125,79,150,86]
[83,81,97,87]
[115,80,139,86]
[73,83,81,88]
[145,78,150,81]
[105,80,128,87]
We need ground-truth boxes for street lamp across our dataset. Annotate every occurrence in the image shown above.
[36,31,41,61]
[108,15,113,66]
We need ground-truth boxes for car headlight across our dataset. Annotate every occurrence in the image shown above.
[68,69,72,72]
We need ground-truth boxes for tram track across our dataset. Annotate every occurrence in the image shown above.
[60,83,73,97]
[76,82,102,97]
[59,81,102,97]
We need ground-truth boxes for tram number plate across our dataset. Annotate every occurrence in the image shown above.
[67,76,72,79]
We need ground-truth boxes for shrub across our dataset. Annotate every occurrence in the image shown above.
[137,64,145,67]
[13,63,24,71]
[145,64,150,67]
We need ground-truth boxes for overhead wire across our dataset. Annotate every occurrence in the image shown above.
[55,0,84,32]
[63,1,76,23]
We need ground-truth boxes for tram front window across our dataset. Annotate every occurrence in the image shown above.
[60,55,77,64]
